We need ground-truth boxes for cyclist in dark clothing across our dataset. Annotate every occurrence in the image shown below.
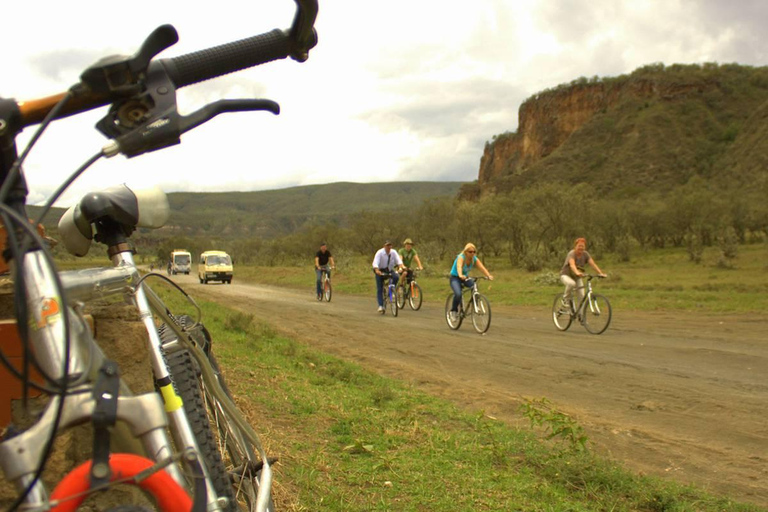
[314,242,335,300]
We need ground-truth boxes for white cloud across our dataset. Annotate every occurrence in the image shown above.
[2,0,765,208]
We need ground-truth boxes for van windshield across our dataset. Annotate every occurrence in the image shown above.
[207,255,231,266]
[174,254,190,265]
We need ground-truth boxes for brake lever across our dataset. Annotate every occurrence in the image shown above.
[103,98,279,159]
[179,99,280,135]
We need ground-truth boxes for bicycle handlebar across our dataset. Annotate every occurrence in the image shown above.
[17,0,318,128]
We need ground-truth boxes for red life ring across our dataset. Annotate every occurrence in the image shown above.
[49,453,192,512]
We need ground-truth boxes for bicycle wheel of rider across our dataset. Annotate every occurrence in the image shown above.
[324,278,332,302]
[470,294,491,334]
[408,283,422,310]
[444,294,462,329]
[583,294,612,334]
[396,283,406,309]
[551,294,573,331]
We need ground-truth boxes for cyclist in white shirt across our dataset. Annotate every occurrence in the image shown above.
[372,240,405,312]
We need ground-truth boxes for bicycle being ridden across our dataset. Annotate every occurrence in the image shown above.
[0,2,318,511]
[445,275,492,334]
[314,242,335,301]
[396,267,423,311]
[372,240,404,315]
[317,265,334,302]
[396,238,424,311]
[446,243,493,333]
[552,274,612,334]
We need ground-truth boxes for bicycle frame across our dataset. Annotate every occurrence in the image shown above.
[571,277,597,319]
[3,246,275,510]
[458,278,486,317]
[0,3,318,509]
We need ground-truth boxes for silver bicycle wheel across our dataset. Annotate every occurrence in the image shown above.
[582,293,612,335]
[552,295,573,331]
[470,294,491,334]
[444,294,462,330]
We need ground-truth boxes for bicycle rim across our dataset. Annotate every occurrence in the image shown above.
[552,295,573,331]
[408,283,422,310]
[396,283,406,309]
[324,280,332,302]
[444,294,462,330]
[470,295,491,334]
[389,287,398,317]
[583,294,612,335]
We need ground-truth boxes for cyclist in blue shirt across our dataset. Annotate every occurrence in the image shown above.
[448,242,493,323]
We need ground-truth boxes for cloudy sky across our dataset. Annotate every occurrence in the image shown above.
[2,0,765,206]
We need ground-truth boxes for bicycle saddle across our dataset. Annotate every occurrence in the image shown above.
[58,184,169,256]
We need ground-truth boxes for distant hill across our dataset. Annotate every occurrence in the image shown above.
[33,181,463,239]
[468,63,768,198]
[163,181,463,238]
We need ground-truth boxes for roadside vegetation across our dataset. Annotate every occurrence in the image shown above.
[156,288,764,511]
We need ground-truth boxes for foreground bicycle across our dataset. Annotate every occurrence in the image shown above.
[379,271,398,317]
[444,276,491,334]
[395,268,422,311]
[552,274,612,334]
[0,1,318,510]
[318,265,332,302]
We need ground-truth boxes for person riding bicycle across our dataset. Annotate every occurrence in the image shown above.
[372,240,405,313]
[398,238,423,285]
[315,242,335,300]
[560,237,606,308]
[448,243,493,323]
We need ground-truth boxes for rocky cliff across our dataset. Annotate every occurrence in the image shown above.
[473,63,768,196]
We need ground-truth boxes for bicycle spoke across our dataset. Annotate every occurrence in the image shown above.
[471,295,491,334]
[552,295,573,331]
[583,293,612,334]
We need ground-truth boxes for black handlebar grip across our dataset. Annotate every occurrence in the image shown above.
[160,29,293,89]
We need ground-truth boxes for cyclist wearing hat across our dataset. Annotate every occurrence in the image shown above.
[398,238,423,284]
[372,240,405,312]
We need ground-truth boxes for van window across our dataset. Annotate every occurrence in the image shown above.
[207,255,231,266]
[174,254,190,265]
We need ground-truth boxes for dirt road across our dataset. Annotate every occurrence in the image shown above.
[177,274,768,507]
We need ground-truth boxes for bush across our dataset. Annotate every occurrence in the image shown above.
[533,271,561,286]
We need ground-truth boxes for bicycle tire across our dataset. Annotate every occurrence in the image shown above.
[395,282,406,309]
[159,318,273,511]
[583,293,612,335]
[388,285,398,317]
[444,294,462,330]
[161,346,238,510]
[552,295,573,331]
[470,294,491,334]
[323,278,332,302]
[408,283,422,311]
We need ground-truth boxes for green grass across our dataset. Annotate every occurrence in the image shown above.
[154,288,763,511]
[232,243,768,314]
